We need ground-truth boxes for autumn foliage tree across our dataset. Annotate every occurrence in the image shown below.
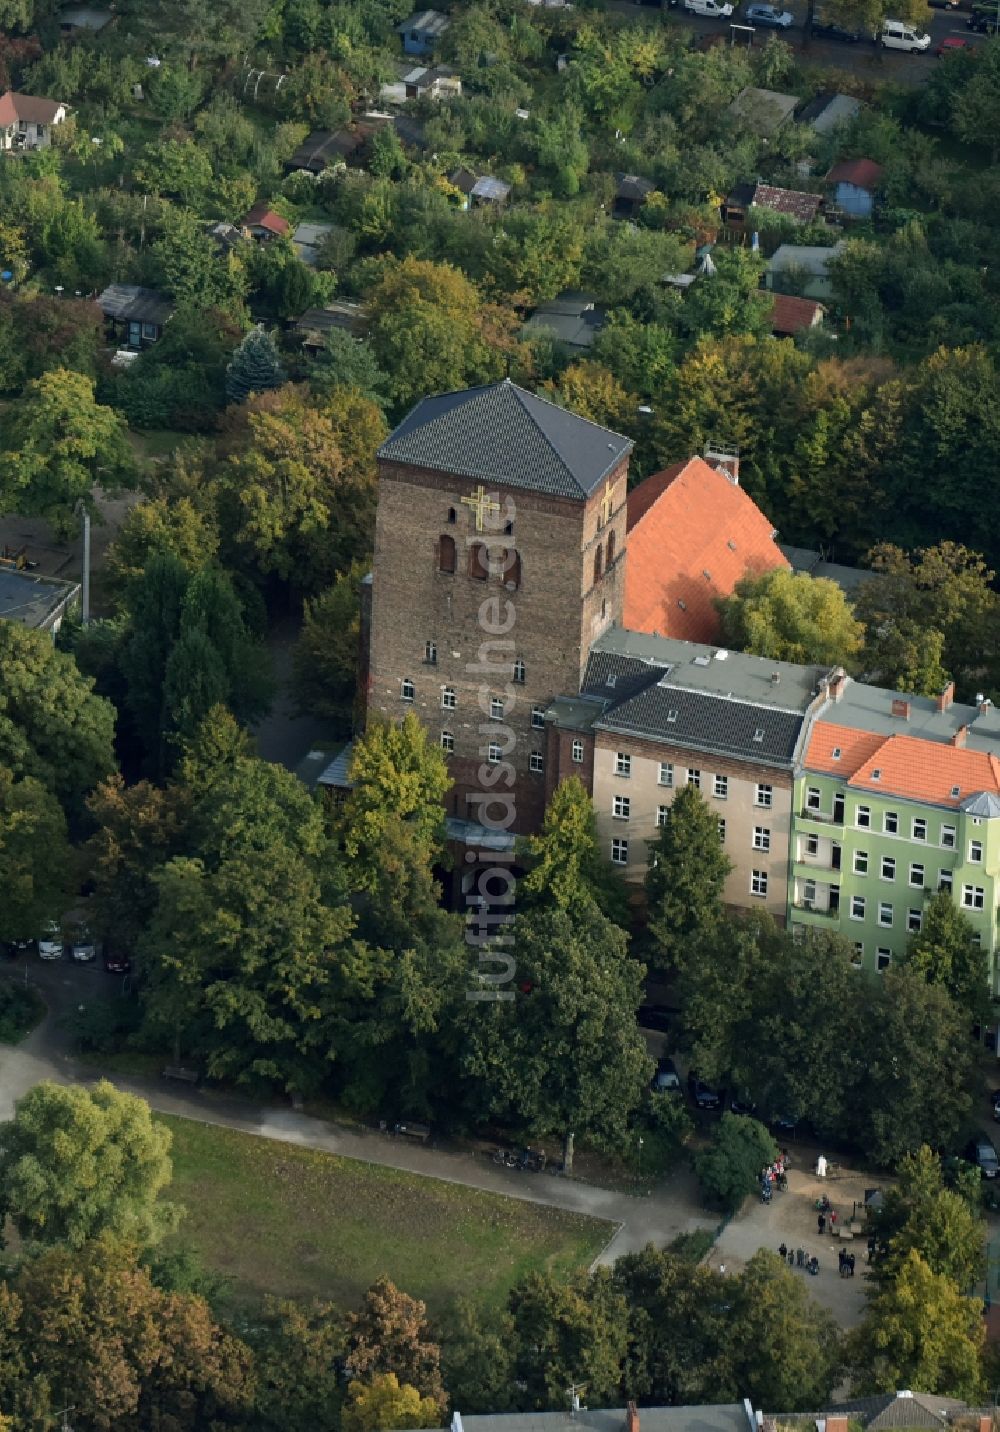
[344,1277,446,1408]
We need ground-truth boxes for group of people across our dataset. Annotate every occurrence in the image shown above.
[777,1244,820,1276]
[759,1153,789,1203]
[839,1248,857,1277]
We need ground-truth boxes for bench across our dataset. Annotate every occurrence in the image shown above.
[161,1065,201,1085]
[393,1121,431,1143]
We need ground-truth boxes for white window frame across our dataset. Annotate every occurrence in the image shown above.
[424,640,437,665]
[912,817,927,842]
[687,768,701,789]
[531,706,545,730]
[856,805,871,829]
[714,774,728,800]
[571,739,584,764]
[612,795,630,820]
[513,658,526,684]
[962,884,985,911]
[441,687,456,710]
[529,750,544,774]
[489,696,504,720]
[656,805,669,827]
[878,901,893,928]
[615,752,632,777]
[755,783,773,808]
[752,826,771,852]
[941,824,956,849]
[938,869,953,893]
[805,786,821,813]
[853,850,869,875]
[611,838,629,866]
[750,869,768,898]
[440,730,454,752]
[658,763,673,787]
[884,811,898,834]
[970,840,984,864]
[718,818,726,842]
[876,947,892,973]
[487,741,501,764]
[908,863,924,889]
[401,678,415,702]
[850,895,866,920]
[907,908,922,933]
[880,856,895,882]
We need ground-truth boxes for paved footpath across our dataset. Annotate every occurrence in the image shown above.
[0,966,717,1267]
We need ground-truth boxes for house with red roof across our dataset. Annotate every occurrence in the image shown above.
[0,92,69,151]
[769,292,825,338]
[622,454,791,645]
[825,158,885,220]
[791,672,1000,984]
[240,203,292,241]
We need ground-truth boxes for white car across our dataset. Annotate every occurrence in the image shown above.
[683,0,735,16]
[38,924,62,960]
[880,18,931,48]
[71,939,97,963]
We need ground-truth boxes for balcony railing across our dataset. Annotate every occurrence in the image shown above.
[798,806,845,825]
[792,902,839,920]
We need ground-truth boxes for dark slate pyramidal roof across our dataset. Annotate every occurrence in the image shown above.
[377,379,633,501]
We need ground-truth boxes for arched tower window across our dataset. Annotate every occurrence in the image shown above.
[438,533,456,573]
[503,549,521,590]
[447,507,457,524]
[594,547,603,585]
[468,542,488,580]
[606,530,616,568]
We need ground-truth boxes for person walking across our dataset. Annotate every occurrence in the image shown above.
[849,1253,856,1277]
[818,1212,826,1235]
[779,1243,788,1261]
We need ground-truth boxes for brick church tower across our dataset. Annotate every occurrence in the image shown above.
[368,380,633,834]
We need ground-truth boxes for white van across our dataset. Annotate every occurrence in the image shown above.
[880,18,931,49]
[684,0,735,15]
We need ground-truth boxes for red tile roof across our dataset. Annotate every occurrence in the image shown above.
[752,183,823,222]
[770,292,824,335]
[242,203,291,235]
[623,456,790,644]
[805,721,1000,807]
[825,159,885,192]
[0,91,65,126]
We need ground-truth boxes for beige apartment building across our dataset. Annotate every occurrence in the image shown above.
[546,630,833,920]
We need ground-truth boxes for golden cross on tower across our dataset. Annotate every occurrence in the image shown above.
[599,478,618,526]
[460,483,501,532]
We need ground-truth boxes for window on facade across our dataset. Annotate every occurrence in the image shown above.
[611,838,629,865]
[442,687,456,710]
[531,706,545,729]
[803,879,817,905]
[962,884,985,910]
[659,763,673,787]
[593,548,603,585]
[504,520,513,536]
[529,751,544,774]
[876,948,892,973]
[718,818,727,842]
[657,805,670,827]
[884,811,898,834]
[881,856,895,881]
[912,817,927,842]
[487,742,501,764]
[806,835,819,857]
[438,534,456,573]
[908,863,924,888]
[502,550,521,590]
[490,696,505,720]
[687,769,701,789]
[753,827,771,852]
[854,850,869,875]
[606,530,616,568]
[571,739,584,764]
[512,658,526,684]
[615,752,631,777]
[750,870,768,898]
[878,902,893,927]
[401,678,414,702]
[714,774,729,799]
[851,895,866,920]
[755,784,773,808]
[424,640,437,665]
[441,730,454,752]
[852,942,864,967]
[941,824,957,849]
[468,543,489,581]
[907,908,922,933]
[613,795,630,820]
[142,322,158,341]
[938,869,953,893]
[447,507,457,524]
[806,787,821,812]
[856,805,871,829]
[970,840,984,864]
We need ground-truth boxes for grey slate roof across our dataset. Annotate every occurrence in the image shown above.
[317,742,355,790]
[377,379,633,500]
[96,284,173,326]
[455,1407,753,1432]
[960,790,1000,818]
[600,682,805,766]
[0,567,79,630]
[521,291,606,351]
[825,1393,971,1430]
[816,679,1000,748]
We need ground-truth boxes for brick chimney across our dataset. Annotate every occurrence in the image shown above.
[626,1402,640,1432]
[827,669,847,703]
[891,697,911,721]
[953,725,969,749]
[704,445,740,485]
[981,698,993,716]
[936,681,955,712]
[979,1416,992,1432]
[824,1419,848,1432]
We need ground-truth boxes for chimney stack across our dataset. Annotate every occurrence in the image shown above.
[824,1419,848,1432]
[626,1403,640,1432]
[891,697,911,721]
[936,681,955,712]
[979,1417,992,1432]
[827,669,847,703]
[980,698,993,716]
[704,445,740,485]
[953,725,968,749]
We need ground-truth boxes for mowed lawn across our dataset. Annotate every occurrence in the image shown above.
[161,1115,609,1314]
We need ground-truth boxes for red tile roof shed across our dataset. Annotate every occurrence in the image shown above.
[825,159,885,192]
[623,456,790,644]
[770,292,824,335]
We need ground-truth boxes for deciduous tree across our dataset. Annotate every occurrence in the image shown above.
[0,768,70,943]
[0,1081,178,1249]
[508,1268,630,1410]
[694,1113,777,1213]
[342,1373,441,1432]
[522,775,627,923]
[345,1277,446,1407]
[645,784,731,973]
[718,568,864,669]
[902,891,989,1024]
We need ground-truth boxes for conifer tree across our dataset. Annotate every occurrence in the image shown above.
[225,327,285,405]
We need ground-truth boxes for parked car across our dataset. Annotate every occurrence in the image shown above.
[967,1133,1000,1178]
[38,923,62,960]
[70,930,97,963]
[688,1071,722,1110]
[811,13,865,35]
[927,0,959,8]
[967,11,1000,30]
[651,1057,682,1094]
[103,947,132,974]
[1,938,33,959]
[935,33,975,52]
[880,18,932,48]
[729,1090,757,1117]
[746,3,794,24]
[682,0,735,17]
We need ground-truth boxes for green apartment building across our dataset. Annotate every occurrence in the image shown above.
[789,674,1000,992]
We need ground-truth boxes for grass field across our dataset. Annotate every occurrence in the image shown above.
[161,1115,609,1314]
